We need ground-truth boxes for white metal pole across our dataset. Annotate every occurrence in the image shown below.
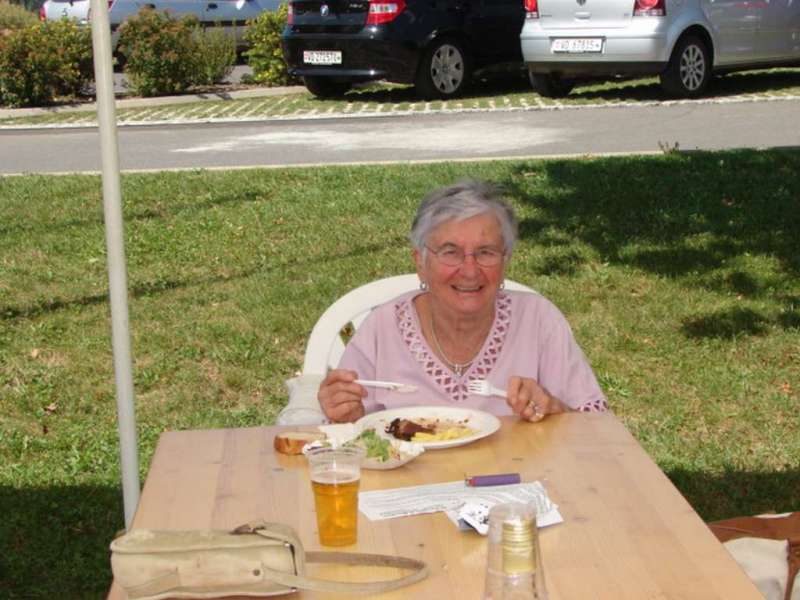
[89,0,140,530]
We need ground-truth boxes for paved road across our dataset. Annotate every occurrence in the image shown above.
[2,99,799,175]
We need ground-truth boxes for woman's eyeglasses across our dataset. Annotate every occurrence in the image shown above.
[425,245,505,267]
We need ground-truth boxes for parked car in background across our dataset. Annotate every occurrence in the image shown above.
[106,0,281,49]
[520,0,800,98]
[40,0,280,50]
[39,0,89,24]
[281,0,526,99]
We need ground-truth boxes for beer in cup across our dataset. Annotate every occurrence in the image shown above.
[306,446,365,546]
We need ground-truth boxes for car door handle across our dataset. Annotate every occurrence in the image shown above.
[208,2,218,7]
[144,2,155,7]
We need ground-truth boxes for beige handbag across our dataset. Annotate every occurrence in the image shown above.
[111,520,429,599]
[709,512,800,600]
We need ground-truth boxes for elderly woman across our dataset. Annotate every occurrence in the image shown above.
[319,180,607,423]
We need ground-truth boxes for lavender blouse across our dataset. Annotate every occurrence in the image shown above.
[338,290,608,416]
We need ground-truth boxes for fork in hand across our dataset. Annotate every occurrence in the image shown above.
[468,379,544,418]
[467,379,507,398]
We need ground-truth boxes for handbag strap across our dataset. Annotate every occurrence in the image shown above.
[244,520,429,594]
[259,550,429,594]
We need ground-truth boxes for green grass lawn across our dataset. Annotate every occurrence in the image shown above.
[1,152,798,597]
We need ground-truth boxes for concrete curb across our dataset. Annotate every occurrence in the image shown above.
[0,85,307,119]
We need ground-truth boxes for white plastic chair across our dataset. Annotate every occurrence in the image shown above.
[277,274,537,425]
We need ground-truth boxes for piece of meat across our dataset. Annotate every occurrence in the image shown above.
[386,418,435,441]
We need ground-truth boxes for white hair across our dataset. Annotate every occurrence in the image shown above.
[409,179,518,256]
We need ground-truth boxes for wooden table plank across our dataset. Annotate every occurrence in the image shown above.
[108,413,761,599]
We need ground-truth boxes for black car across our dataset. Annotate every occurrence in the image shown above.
[281,0,525,99]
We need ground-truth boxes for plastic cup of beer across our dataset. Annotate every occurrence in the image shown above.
[306,446,365,546]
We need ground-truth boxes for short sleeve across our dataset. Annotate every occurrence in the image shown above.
[533,301,607,412]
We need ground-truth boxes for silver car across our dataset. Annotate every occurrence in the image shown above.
[40,0,280,50]
[107,0,281,50]
[39,0,90,24]
[520,0,800,97]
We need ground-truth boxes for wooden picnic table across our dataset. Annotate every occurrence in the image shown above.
[107,412,761,599]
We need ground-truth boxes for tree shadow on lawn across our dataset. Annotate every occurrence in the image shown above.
[343,68,800,104]
[505,150,800,336]
[344,71,530,104]
[665,466,800,522]
[0,484,122,598]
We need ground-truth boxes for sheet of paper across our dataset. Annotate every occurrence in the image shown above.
[359,480,563,534]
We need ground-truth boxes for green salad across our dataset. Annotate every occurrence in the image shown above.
[347,428,393,462]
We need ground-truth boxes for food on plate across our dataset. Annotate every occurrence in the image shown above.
[274,431,327,455]
[412,426,475,442]
[386,418,435,441]
[307,428,414,464]
[347,428,415,463]
[386,417,476,443]
[351,428,394,462]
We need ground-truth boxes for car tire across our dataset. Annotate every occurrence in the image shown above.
[415,38,470,99]
[303,77,352,99]
[528,71,574,98]
[659,35,711,98]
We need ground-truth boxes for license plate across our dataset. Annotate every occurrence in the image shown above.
[303,50,342,65]
[551,38,603,53]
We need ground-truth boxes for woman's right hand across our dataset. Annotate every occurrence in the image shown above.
[318,369,367,423]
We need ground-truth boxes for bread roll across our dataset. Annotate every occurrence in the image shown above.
[273,431,327,455]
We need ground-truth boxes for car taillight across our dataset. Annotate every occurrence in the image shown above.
[523,0,538,18]
[39,4,46,20]
[287,1,294,24]
[633,0,665,16]
[366,0,405,25]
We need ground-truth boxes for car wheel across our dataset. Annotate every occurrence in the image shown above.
[303,77,352,99]
[415,39,470,99]
[660,35,711,98]
[528,71,574,98]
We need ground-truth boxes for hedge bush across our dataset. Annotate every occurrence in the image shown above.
[244,4,297,87]
[117,8,201,97]
[192,26,236,87]
[0,0,38,30]
[0,20,93,107]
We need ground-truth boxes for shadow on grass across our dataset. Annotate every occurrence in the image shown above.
[337,68,800,104]
[569,68,800,102]
[0,484,121,599]
[665,466,800,522]
[681,306,770,339]
[343,71,530,103]
[506,149,800,309]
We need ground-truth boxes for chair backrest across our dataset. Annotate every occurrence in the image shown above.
[301,273,537,374]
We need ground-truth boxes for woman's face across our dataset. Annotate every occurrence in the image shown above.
[414,213,506,319]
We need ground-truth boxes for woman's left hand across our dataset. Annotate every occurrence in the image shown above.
[506,376,568,422]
